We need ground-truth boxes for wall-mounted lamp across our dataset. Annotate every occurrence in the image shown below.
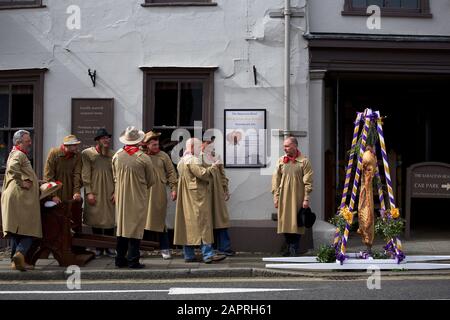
[88,69,96,87]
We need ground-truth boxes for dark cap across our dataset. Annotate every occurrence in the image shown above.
[94,128,112,141]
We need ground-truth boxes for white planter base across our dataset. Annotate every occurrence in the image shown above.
[265,262,450,270]
[262,255,450,264]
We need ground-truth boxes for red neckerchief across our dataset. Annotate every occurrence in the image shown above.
[95,145,101,154]
[12,145,28,155]
[123,145,140,156]
[60,144,75,159]
[283,150,300,164]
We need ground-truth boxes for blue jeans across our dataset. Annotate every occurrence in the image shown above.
[183,243,214,262]
[10,235,33,260]
[214,228,231,253]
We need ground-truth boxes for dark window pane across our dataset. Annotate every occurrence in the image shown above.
[352,0,367,7]
[154,81,177,127]
[11,84,33,128]
[0,131,10,173]
[386,0,401,7]
[180,82,203,127]
[401,0,418,8]
[0,85,9,128]
[0,1,39,5]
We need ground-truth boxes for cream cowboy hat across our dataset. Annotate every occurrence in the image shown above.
[39,181,62,200]
[142,130,161,144]
[63,135,81,145]
[119,126,145,145]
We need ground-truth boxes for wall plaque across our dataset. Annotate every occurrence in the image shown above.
[71,98,114,150]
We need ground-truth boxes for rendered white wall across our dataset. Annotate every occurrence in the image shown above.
[0,0,310,223]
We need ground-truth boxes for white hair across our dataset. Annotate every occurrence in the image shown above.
[13,130,30,145]
[284,136,298,146]
[186,137,201,150]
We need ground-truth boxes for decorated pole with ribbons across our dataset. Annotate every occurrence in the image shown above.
[337,109,371,263]
[376,112,396,210]
[333,112,362,248]
[375,112,405,263]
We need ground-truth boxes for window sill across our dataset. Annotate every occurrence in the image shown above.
[141,2,217,7]
[0,5,46,10]
[341,9,432,18]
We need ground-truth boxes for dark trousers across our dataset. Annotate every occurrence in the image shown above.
[115,236,141,267]
[143,229,170,250]
[284,233,301,254]
[10,235,33,260]
[92,227,115,251]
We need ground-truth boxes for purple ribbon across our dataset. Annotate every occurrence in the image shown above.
[336,252,347,265]
[384,238,406,264]
[359,251,371,259]
[367,112,379,123]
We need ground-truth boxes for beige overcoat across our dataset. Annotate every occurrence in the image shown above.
[145,151,178,232]
[271,155,313,235]
[201,153,230,229]
[44,147,82,201]
[113,148,155,239]
[1,150,42,238]
[81,147,115,229]
[174,154,216,245]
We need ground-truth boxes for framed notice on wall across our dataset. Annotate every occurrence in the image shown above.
[224,109,266,168]
[71,98,114,150]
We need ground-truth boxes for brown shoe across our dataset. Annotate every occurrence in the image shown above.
[11,261,34,271]
[24,263,35,270]
[12,252,26,271]
[204,254,227,264]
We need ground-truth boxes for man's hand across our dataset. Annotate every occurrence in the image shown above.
[274,199,278,209]
[21,180,32,190]
[303,200,309,208]
[52,196,61,204]
[170,191,177,201]
[111,194,115,204]
[87,193,96,206]
[224,192,230,201]
[73,193,82,201]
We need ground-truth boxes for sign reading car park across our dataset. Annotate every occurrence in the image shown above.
[405,162,450,238]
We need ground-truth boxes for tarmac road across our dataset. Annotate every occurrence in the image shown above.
[0,276,449,300]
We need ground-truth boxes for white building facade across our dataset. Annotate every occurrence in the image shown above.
[1,0,449,250]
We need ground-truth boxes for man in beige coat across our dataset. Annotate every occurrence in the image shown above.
[81,128,116,257]
[174,138,226,264]
[113,126,155,269]
[1,130,41,271]
[141,131,178,260]
[272,136,313,257]
[201,137,235,256]
[44,135,82,203]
